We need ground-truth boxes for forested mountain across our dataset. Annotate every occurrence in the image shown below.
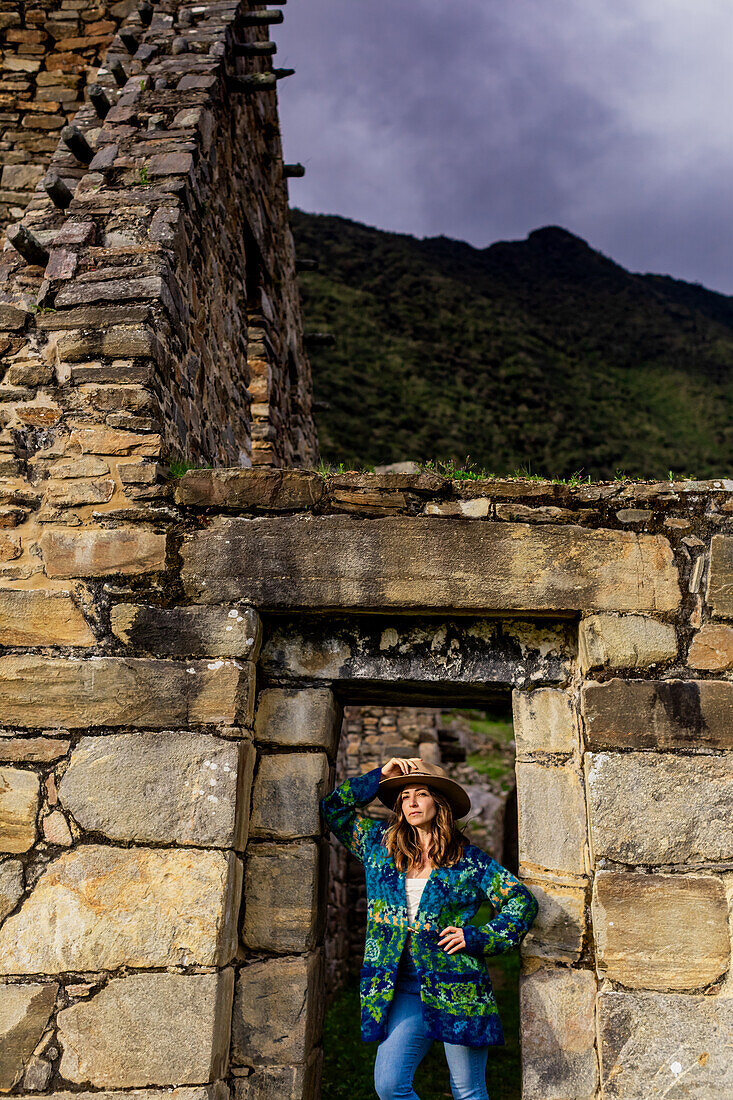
[290,210,733,480]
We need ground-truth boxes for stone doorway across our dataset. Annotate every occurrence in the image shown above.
[238,611,582,1098]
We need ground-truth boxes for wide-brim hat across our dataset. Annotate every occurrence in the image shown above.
[377,761,471,820]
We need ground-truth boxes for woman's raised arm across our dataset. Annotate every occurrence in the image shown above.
[320,764,385,863]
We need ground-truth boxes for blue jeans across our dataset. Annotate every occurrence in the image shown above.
[374,985,490,1100]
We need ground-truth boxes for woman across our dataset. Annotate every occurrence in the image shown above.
[320,755,539,1100]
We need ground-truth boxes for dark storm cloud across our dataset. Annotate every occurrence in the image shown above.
[275,0,733,292]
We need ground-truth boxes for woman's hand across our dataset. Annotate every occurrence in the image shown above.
[438,926,466,955]
[381,756,422,779]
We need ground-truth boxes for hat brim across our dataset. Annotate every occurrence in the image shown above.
[377,772,471,820]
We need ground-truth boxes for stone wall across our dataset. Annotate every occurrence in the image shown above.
[1,468,731,1098]
[0,1,134,230]
[0,0,317,488]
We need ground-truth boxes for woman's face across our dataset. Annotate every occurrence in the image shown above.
[399,784,437,827]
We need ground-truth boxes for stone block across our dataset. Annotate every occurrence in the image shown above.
[706,534,733,618]
[516,761,587,875]
[232,1052,322,1100]
[181,516,681,613]
[58,733,255,849]
[254,688,341,754]
[0,845,241,974]
[0,656,253,728]
[176,468,325,510]
[581,678,733,750]
[110,603,262,659]
[598,990,733,1097]
[261,616,572,690]
[578,612,677,671]
[0,587,95,646]
[520,881,586,962]
[231,952,324,1065]
[512,687,577,756]
[40,527,166,577]
[585,752,733,864]
[37,1089,228,1100]
[0,766,40,853]
[242,840,325,953]
[0,982,58,1090]
[0,858,24,921]
[519,967,597,1099]
[67,427,161,456]
[688,622,733,670]
[57,970,234,1088]
[250,752,330,840]
[0,737,70,763]
[592,870,729,990]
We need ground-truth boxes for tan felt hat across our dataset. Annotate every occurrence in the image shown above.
[377,760,471,820]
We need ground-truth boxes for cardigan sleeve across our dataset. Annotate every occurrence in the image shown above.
[320,764,385,863]
[461,850,539,959]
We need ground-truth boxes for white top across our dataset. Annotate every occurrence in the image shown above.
[405,877,429,926]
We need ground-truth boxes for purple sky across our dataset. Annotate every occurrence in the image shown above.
[275,0,733,293]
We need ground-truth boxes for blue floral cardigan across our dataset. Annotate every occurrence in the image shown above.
[321,764,539,1047]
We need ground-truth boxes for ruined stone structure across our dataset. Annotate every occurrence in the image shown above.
[0,4,732,1100]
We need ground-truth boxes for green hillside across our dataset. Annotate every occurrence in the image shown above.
[290,211,733,480]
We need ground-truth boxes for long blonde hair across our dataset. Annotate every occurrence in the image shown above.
[382,785,469,871]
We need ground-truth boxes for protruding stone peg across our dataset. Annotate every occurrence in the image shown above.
[240,10,284,25]
[295,258,319,271]
[229,73,277,92]
[273,67,295,79]
[61,124,94,165]
[138,1,154,26]
[304,332,336,348]
[119,29,139,54]
[88,83,112,119]
[6,224,50,267]
[233,40,277,56]
[43,169,73,209]
[110,59,128,86]
[284,163,305,177]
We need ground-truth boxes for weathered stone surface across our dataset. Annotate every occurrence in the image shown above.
[176,469,325,510]
[232,1053,322,1100]
[261,616,573,699]
[581,677,733,750]
[242,840,325,953]
[520,881,586,962]
[57,970,234,1087]
[688,622,733,670]
[0,588,95,646]
[585,752,733,864]
[40,528,166,577]
[59,733,254,849]
[0,737,70,763]
[181,516,681,613]
[706,534,733,618]
[231,952,324,1065]
[36,1091,228,1100]
[110,603,262,659]
[0,766,39,853]
[512,688,577,756]
[592,870,729,990]
[0,982,58,1090]
[0,858,24,921]
[250,752,330,840]
[254,688,341,753]
[42,809,73,847]
[516,762,587,875]
[519,968,597,1100]
[578,612,677,671]
[0,845,241,974]
[0,656,253,728]
[598,990,733,1097]
[38,1089,229,1100]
